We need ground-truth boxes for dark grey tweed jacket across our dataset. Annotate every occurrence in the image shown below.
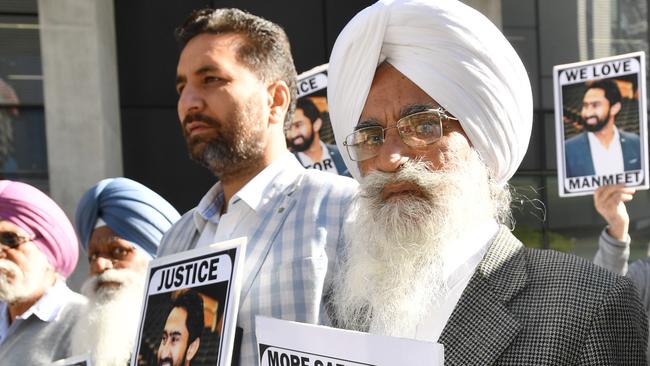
[438,226,648,365]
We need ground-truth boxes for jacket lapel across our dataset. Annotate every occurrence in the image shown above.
[439,227,528,365]
[238,170,305,306]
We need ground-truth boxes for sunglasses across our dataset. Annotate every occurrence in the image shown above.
[0,231,34,249]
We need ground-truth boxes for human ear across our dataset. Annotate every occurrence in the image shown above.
[186,338,200,361]
[610,101,621,117]
[267,80,290,126]
[313,117,322,133]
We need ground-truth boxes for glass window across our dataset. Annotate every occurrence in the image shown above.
[0,7,47,187]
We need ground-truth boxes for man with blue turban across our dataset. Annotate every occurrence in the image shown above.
[70,177,180,366]
[0,180,86,364]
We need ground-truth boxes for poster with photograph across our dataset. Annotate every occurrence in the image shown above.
[51,354,91,366]
[553,51,649,197]
[256,316,444,366]
[286,64,351,177]
[130,237,246,366]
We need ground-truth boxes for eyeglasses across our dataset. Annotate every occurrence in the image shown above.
[343,108,457,162]
[0,231,34,249]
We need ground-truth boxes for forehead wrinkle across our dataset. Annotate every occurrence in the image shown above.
[90,235,132,249]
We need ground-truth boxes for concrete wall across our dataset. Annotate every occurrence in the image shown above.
[38,0,122,289]
[38,0,122,217]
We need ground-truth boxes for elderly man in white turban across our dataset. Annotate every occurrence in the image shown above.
[326,0,647,364]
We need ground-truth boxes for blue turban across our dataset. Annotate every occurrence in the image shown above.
[75,177,181,258]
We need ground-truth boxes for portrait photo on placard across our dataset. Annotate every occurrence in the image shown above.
[134,284,228,366]
[285,64,351,177]
[554,52,648,197]
[131,240,245,366]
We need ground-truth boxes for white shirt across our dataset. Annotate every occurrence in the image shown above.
[0,279,71,345]
[588,128,624,176]
[194,152,296,247]
[412,219,498,342]
[296,141,340,174]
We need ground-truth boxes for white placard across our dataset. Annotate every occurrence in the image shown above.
[297,63,328,98]
[553,52,648,197]
[256,316,444,366]
[131,237,246,366]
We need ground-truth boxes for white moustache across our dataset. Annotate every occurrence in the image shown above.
[0,259,20,278]
[81,268,143,299]
[0,259,30,303]
[360,160,446,203]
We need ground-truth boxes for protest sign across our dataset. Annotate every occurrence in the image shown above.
[553,52,648,197]
[131,237,246,366]
[51,354,90,366]
[286,64,350,177]
[256,316,444,366]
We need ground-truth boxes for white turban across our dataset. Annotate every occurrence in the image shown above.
[328,0,533,185]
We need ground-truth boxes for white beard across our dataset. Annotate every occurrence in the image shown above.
[0,259,37,303]
[70,269,146,366]
[331,152,506,337]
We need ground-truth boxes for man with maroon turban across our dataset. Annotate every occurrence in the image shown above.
[0,180,86,364]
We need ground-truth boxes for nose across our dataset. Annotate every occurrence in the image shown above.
[290,125,301,136]
[90,256,113,275]
[368,130,411,173]
[159,341,172,359]
[178,85,205,119]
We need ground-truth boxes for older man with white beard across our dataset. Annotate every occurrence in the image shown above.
[0,180,85,364]
[71,178,180,366]
[326,0,647,364]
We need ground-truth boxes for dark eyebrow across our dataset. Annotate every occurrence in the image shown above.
[354,103,438,131]
[175,74,186,87]
[354,118,382,131]
[175,65,221,87]
[195,65,219,75]
[399,103,437,119]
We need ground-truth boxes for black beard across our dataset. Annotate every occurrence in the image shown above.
[580,112,609,133]
[288,132,316,152]
[182,112,265,179]
[199,140,264,180]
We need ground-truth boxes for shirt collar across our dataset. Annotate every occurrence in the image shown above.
[440,219,498,283]
[1,279,72,325]
[588,126,620,147]
[193,152,304,228]
[235,152,297,212]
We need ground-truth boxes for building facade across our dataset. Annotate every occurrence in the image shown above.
[1,0,649,288]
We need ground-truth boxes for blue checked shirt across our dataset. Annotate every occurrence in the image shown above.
[157,153,358,365]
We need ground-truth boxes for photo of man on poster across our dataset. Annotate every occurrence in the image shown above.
[156,290,204,366]
[135,279,230,366]
[565,78,641,178]
[285,97,350,176]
